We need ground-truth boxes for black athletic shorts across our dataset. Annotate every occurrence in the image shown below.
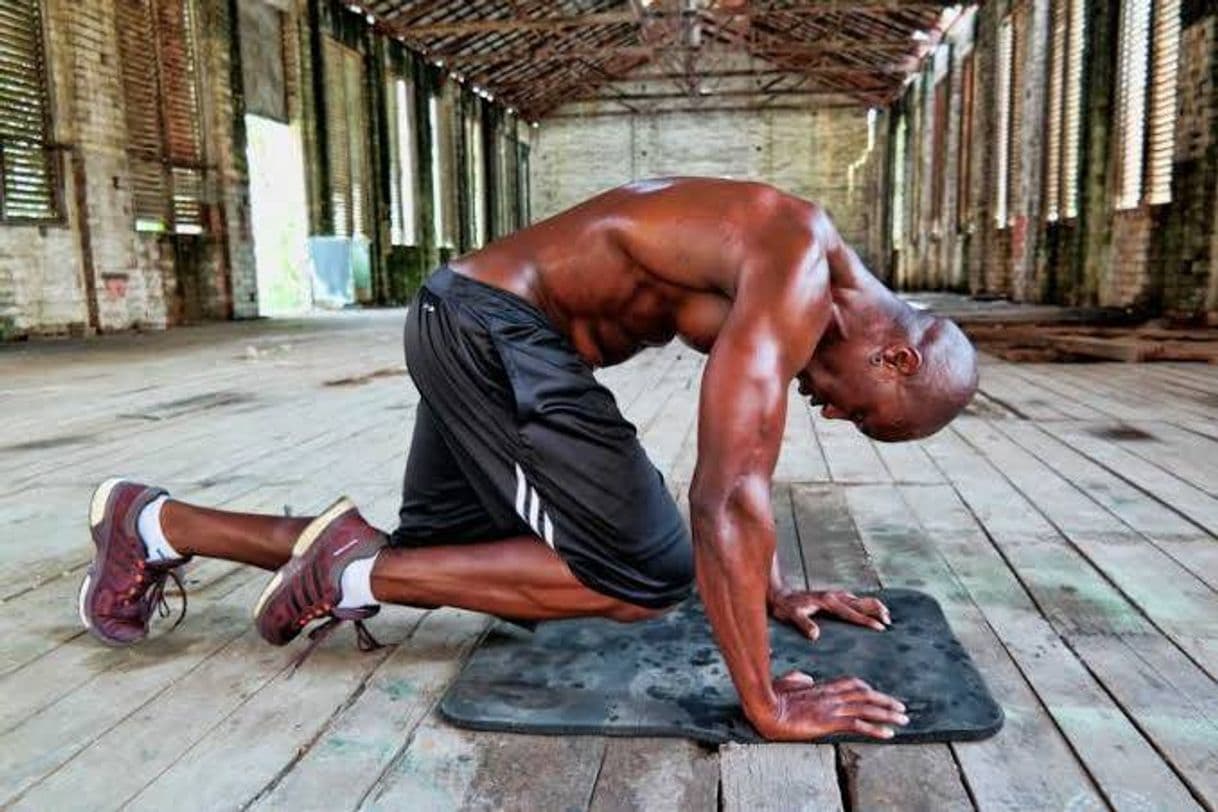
[391,265,694,610]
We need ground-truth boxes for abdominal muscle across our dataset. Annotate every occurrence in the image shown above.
[549,268,730,368]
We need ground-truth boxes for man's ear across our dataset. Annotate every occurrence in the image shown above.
[881,344,922,376]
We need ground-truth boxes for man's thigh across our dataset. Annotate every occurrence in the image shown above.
[492,335,694,609]
[392,398,525,546]
[400,279,693,609]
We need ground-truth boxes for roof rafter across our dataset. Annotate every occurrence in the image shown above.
[370,0,958,118]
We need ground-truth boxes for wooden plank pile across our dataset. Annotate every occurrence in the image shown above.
[962,323,1218,363]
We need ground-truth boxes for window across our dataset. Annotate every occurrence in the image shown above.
[517,140,530,225]
[1008,11,1025,221]
[1115,0,1179,209]
[321,38,370,238]
[493,128,509,238]
[1115,0,1151,210]
[993,17,1013,228]
[956,51,975,225]
[429,94,443,246]
[465,108,486,248]
[1045,3,1067,221]
[503,125,522,234]
[386,76,418,246]
[1062,0,1085,218]
[930,78,949,228]
[0,0,58,221]
[891,113,907,244]
[1147,0,1180,204]
[1046,0,1087,222]
[429,87,457,248]
[117,0,205,233]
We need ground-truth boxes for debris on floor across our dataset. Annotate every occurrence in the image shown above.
[906,293,1218,363]
[961,324,1218,363]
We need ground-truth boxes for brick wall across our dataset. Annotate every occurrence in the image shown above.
[0,0,256,337]
[891,1,1218,319]
[531,101,887,270]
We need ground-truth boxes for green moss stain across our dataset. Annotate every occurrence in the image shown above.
[384,679,416,702]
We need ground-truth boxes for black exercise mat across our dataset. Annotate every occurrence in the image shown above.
[440,589,1003,744]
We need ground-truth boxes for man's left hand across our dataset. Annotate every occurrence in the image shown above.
[769,589,891,640]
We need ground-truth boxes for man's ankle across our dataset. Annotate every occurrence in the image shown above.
[138,495,185,563]
[337,554,380,609]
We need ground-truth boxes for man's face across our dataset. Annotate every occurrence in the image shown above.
[797,335,918,442]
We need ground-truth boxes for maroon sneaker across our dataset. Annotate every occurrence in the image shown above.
[253,497,387,666]
[79,479,191,646]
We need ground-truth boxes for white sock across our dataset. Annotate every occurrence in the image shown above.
[137,495,183,562]
[338,555,380,609]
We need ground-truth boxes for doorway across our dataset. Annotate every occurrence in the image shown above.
[246,114,312,316]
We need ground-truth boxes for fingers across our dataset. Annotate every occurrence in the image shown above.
[825,595,886,631]
[836,688,907,712]
[794,612,821,641]
[817,677,907,711]
[820,676,871,694]
[844,718,898,740]
[836,703,910,727]
[857,597,892,626]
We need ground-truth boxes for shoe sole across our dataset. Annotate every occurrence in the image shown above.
[252,497,355,639]
[80,478,135,647]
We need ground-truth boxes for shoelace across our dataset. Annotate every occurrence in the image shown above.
[145,567,188,630]
[120,561,188,630]
[288,610,384,675]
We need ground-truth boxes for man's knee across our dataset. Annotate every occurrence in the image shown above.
[609,601,686,628]
[607,600,675,623]
[607,530,695,622]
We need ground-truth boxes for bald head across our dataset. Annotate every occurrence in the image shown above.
[903,315,978,438]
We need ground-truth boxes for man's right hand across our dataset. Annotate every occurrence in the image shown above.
[751,671,910,741]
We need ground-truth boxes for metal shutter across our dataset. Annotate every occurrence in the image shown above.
[116,0,169,230]
[386,75,401,245]
[344,46,370,239]
[1008,9,1025,225]
[322,37,368,240]
[323,37,351,237]
[1147,0,1180,205]
[1062,0,1085,219]
[156,0,204,232]
[993,17,1013,228]
[956,51,974,226]
[1115,0,1151,210]
[930,78,948,228]
[1045,1,1067,222]
[116,0,205,233]
[0,0,57,221]
[387,75,418,247]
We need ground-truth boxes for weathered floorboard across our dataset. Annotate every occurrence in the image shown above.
[3,315,1215,810]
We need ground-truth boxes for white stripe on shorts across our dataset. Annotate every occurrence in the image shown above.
[514,463,528,518]
[514,462,555,549]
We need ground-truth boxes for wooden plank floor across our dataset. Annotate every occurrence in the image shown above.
[1,311,1215,811]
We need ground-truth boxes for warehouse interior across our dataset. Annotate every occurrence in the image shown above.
[4,2,1218,811]
[2,0,1214,337]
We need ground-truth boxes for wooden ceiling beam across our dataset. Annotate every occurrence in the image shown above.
[565,87,890,102]
[496,65,905,88]
[427,41,914,65]
[392,1,953,34]
[544,100,866,118]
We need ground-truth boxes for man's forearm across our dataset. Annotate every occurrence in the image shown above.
[691,506,778,727]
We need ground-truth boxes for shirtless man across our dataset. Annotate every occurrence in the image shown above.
[80,178,977,742]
